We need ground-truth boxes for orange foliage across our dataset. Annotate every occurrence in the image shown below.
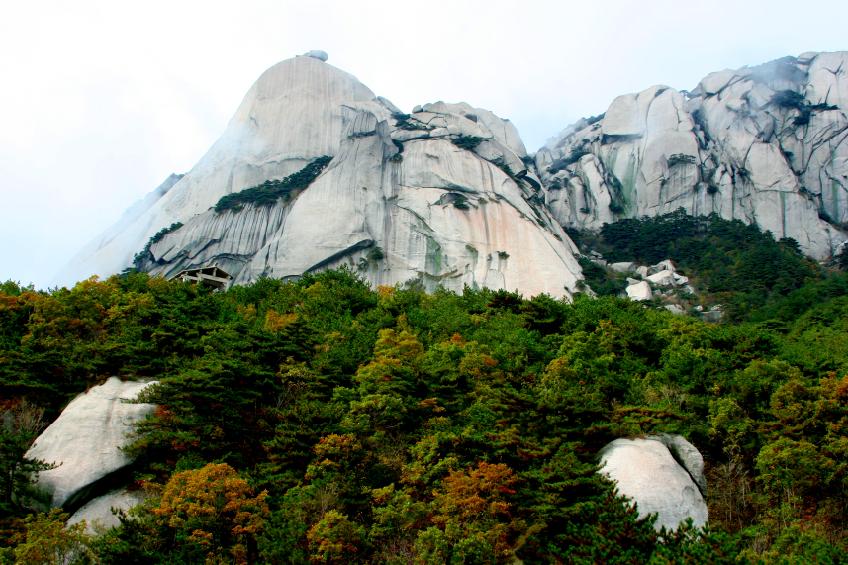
[377,285,395,299]
[154,463,268,564]
[433,462,517,523]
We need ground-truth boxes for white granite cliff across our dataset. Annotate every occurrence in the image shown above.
[59,52,582,298]
[58,51,848,293]
[537,52,848,258]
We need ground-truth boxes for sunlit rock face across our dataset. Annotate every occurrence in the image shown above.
[59,51,848,292]
[537,52,848,259]
[599,435,708,531]
[24,378,156,510]
[59,54,582,298]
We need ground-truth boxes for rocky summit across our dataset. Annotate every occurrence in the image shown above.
[537,52,848,259]
[59,51,848,292]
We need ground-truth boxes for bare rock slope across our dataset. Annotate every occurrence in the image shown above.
[60,53,582,298]
[59,51,848,293]
[537,52,848,258]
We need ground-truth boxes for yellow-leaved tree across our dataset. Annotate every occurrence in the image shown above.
[154,462,268,564]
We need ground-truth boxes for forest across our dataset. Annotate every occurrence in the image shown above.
[0,213,846,563]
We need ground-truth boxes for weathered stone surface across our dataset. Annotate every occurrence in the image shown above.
[626,280,652,301]
[609,261,636,273]
[538,52,848,259]
[655,433,707,495]
[650,260,676,273]
[599,436,708,531]
[25,378,156,509]
[67,488,148,534]
[664,304,685,315]
[57,51,848,292]
[59,55,582,298]
[646,270,676,286]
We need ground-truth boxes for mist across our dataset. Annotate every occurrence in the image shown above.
[1,0,846,288]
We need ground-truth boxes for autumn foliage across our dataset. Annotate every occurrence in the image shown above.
[0,259,846,562]
[153,463,268,564]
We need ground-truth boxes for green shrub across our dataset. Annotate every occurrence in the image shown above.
[451,135,484,150]
[452,194,470,210]
[133,222,184,268]
[609,202,625,214]
[667,154,697,167]
[214,156,332,213]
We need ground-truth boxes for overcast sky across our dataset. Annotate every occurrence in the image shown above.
[1,0,846,288]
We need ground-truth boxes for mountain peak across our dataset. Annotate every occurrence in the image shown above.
[57,51,848,292]
[59,56,582,297]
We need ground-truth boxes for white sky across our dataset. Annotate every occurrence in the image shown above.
[1,0,846,289]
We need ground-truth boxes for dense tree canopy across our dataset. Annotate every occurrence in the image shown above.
[0,214,846,562]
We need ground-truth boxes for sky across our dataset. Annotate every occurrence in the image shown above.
[1,0,846,289]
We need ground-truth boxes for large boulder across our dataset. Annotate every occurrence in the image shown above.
[25,378,156,509]
[625,280,652,301]
[67,487,148,534]
[598,435,708,531]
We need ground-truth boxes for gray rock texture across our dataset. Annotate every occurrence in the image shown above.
[655,433,707,496]
[57,52,848,293]
[304,50,329,62]
[25,378,156,509]
[67,488,148,534]
[59,56,581,298]
[599,436,708,531]
[625,280,652,301]
[537,52,848,259]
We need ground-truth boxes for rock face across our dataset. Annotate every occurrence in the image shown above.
[537,52,848,259]
[25,378,156,509]
[59,54,582,298]
[598,435,708,531]
[67,488,148,534]
[58,51,848,292]
[625,280,652,301]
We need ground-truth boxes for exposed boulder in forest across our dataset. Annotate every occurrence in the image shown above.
[625,280,652,301]
[599,435,708,531]
[25,378,156,510]
[66,487,148,534]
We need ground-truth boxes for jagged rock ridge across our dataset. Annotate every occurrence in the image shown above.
[59,51,848,294]
[536,52,848,259]
[60,53,581,298]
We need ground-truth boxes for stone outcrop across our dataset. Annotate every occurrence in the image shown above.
[655,433,707,495]
[57,51,848,293]
[598,435,708,531]
[625,280,652,301]
[59,53,581,298]
[537,52,848,259]
[67,488,148,534]
[25,378,156,510]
